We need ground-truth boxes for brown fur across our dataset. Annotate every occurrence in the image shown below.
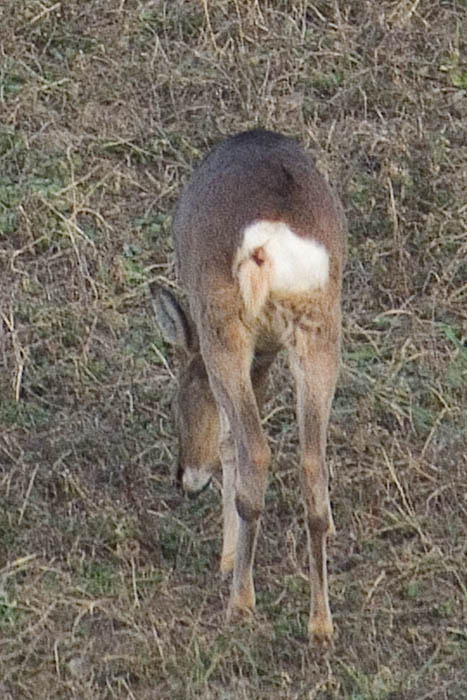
[153,130,347,645]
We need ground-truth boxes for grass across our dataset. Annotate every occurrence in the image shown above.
[1,0,466,698]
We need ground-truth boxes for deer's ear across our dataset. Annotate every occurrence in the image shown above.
[149,282,199,353]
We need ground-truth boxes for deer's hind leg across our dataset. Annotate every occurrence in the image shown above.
[219,350,275,576]
[287,314,340,645]
[198,314,271,618]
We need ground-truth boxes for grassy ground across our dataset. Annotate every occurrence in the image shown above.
[1,1,466,698]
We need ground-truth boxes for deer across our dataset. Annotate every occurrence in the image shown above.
[151,129,347,645]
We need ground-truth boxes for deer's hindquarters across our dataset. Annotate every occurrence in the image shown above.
[234,220,330,319]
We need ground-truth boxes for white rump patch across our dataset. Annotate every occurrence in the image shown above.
[234,220,329,317]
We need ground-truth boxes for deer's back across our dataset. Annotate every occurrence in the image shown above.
[173,130,346,305]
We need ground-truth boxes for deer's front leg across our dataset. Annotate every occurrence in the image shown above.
[219,411,238,576]
[289,326,340,645]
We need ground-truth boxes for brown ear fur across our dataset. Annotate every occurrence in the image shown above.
[149,282,198,353]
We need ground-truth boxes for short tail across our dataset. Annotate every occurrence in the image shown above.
[234,220,330,319]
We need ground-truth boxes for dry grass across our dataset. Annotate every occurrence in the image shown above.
[1,1,466,698]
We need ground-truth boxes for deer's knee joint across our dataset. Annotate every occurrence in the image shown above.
[308,513,331,536]
[235,492,264,522]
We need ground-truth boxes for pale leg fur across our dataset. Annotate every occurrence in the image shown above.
[220,350,274,577]
[219,410,238,575]
[200,317,270,619]
[288,324,340,645]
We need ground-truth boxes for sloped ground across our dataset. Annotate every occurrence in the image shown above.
[0,1,466,698]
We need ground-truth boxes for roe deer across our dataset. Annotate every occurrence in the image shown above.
[151,129,346,644]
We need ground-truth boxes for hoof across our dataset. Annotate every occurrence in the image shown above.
[308,616,334,648]
[226,589,255,623]
[220,553,235,576]
[226,602,255,624]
